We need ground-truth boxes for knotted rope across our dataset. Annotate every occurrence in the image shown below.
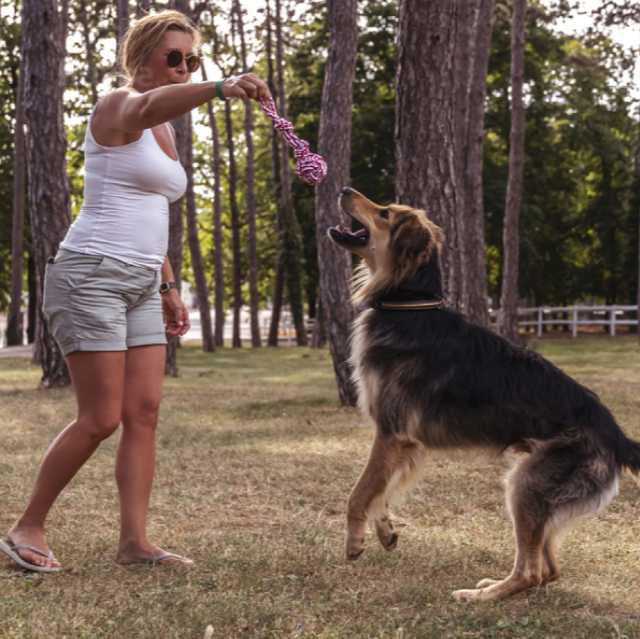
[259,97,327,186]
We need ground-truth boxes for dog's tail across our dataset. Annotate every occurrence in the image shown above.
[620,436,640,475]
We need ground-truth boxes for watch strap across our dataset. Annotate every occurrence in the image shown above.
[160,281,178,293]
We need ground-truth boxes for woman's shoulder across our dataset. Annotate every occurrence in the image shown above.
[91,88,147,146]
[98,87,142,110]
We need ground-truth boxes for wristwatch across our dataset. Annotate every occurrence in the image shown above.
[159,281,178,294]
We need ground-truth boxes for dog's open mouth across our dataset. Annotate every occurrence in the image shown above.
[328,226,370,246]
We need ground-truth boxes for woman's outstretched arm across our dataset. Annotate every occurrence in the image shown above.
[103,73,270,132]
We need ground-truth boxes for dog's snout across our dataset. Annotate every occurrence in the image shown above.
[341,187,354,197]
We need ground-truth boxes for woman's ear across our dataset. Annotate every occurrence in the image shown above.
[392,216,432,265]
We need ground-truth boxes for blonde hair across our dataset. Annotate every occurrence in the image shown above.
[116,9,202,87]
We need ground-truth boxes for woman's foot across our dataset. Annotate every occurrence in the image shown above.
[116,541,194,566]
[6,520,62,569]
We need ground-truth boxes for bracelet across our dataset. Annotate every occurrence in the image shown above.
[215,79,228,101]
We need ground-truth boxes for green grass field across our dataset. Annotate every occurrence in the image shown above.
[1,337,640,638]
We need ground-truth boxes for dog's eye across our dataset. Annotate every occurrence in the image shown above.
[379,209,389,220]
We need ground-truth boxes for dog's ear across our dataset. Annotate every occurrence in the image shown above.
[391,215,432,265]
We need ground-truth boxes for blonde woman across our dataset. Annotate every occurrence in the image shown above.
[1,10,270,571]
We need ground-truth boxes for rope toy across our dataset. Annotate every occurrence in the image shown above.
[259,97,327,186]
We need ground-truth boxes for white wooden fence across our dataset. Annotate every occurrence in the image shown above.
[490,305,639,337]
[2,305,639,348]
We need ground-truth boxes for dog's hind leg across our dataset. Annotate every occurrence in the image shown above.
[475,536,560,590]
[453,467,547,602]
[540,537,561,585]
[454,446,619,602]
[346,435,423,560]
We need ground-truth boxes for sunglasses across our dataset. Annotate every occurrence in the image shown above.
[166,49,201,73]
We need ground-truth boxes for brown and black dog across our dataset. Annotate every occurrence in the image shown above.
[328,187,640,602]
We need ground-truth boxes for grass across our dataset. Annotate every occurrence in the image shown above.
[1,336,640,638]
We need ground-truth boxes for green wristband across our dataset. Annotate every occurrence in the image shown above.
[216,79,228,101]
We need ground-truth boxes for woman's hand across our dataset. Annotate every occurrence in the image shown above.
[162,290,190,336]
[222,73,270,101]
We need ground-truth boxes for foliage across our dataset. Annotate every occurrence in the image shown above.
[0,0,22,312]
[1,0,640,319]
[484,0,639,305]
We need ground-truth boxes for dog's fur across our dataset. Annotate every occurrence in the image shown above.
[328,188,640,602]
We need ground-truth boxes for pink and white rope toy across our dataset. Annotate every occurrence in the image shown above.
[259,96,327,186]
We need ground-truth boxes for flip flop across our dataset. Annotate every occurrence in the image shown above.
[141,553,193,566]
[0,539,61,573]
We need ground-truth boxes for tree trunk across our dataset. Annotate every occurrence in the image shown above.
[27,250,36,344]
[636,107,640,343]
[311,292,327,349]
[235,0,261,347]
[463,0,495,327]
[79,0,99,105]
[165,115,188,376]
[315,0,359,405]
[60,0,69,49]
[395,0,461,308]
[116,0,129,87]
[165,0,193,372]
[184,111,215,352]
[275,0,307,346]
[225,100,243,348]
[22,0,71,387]
[499,0,526,344]
[136,0,150,19]
[266,0,284,347]
[200,60,225,347]
[7,56,26,347]
[454,0,474,316]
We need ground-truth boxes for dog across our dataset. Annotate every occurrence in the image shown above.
[328,187,640,602]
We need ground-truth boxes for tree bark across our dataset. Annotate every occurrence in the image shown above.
[315,0,359,405]
[27,250,36,344]
[116,0,129,87]
[635,106,640,343]
[275,0,307,346]
[499,0,526,344]
[311,292,327,349]
[136,0,151,19]
[165,114,188,376]
[165,0,194,372]
[454,0,474,319]
[462,0,495,327]
[184,111,215,352]
[200,60,225,347]
[266,0,285,347]
[225,100,243,348]
[395,0,462,308]
[22,0,71,387]
[7,56,26,346]
[235,0,261,347]
[79,0,99,106]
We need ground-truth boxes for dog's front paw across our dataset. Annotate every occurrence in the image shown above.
[374,517,398,552]
[346,534,365,561]
[452,588,482,602]
[475,578,500,589]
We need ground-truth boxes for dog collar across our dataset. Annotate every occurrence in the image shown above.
[366,298,445,311]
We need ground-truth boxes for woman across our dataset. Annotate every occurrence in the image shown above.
[1,10,269,570]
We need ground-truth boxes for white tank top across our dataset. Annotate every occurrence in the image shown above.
[60,98,188,270]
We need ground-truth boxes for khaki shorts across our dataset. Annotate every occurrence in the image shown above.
[43,249,167,356]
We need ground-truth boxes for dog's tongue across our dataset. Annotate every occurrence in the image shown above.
[342,227,368,238]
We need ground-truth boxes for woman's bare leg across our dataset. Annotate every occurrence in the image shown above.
[8,351,126,568]
[114,345,193,566]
